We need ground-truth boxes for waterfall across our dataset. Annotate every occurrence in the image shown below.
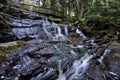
[42,19,69,41]
[54,27,66,41]
[77,45,84,49]
[97,49,111,64]
[57,27,62,36]
[65,53,93,80]
[71,56,92,80]
[70,50,78,59]
[64,25,68,35]
[58,60,66,80]
[52,22,57,35]
[76,29,87,39]
[52,24,66,41]
[43,18,53,40]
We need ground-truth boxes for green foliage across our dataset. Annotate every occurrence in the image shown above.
[0,56,5,62]
[81,0,120,30]
[6,0,120,31]
[86,13,105,30]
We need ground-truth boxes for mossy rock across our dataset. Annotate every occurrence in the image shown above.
[0,41,25,53]
[103,33,116,41]
[0,56,5,62]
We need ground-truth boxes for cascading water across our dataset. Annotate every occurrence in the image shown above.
[57,27,62,36]
[52,22,57,35]
[54,27,65,41]
[12,27,41,39]
[63,53,94,80]
[97,49,111,64]
[76,28,87,39]
[64,25,68,35]
[1,8,118,80]
[43,19,68,41]
[11,17,43,39]
[43,18,54,40]
[58,60,66,80]
[70,50,78,59]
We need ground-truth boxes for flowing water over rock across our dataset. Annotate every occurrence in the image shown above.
[0,8,120,80]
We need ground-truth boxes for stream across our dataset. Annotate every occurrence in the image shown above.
[0,9,120,80]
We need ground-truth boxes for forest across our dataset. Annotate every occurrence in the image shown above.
[0,0,120,80]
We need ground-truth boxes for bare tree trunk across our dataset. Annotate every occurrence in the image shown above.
[80,0,84,18]
[50,0,56,10]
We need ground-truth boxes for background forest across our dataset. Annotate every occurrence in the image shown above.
[1,0,120,25]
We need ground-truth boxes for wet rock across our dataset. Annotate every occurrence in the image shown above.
[33,49,53,58]
[68,34,84,45]
[86,61,105,80]
[94,47,105,58]
[0,41,25,53]
[0,0,7,5]
[0,35,16,43]
[97,40,110,45]
[103,53,120,79]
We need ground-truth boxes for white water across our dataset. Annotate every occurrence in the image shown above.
[13,65,22,70]
[43,19,54,40]
[54,27,66,41]
[43,19,66,41]
[58,60,66,80]
[64,25,68,35]
[77,45,84,49]
[12,17,42,39]
[76,29,87,39]
[109,72,119,79]
[97,49,111,64]
[86,39,97,46]
[50,22,67,41]
[64,53,93,80]
[13,19,33,27]
[109,72,119,76]
[70,50,78,59]
[58,27,62,36]
[13,27,40,39]
[54,45,63,54]
[1,76,5,79]
[52,22,57,35]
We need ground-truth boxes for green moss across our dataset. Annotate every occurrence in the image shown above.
[16,41,25,46]
[0,45,18,53]
[104,34,113,40]
[0,56,5,62]
[0,41,25,62]
[0,41,25,53]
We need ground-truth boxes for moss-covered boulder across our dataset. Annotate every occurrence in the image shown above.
[0,41,25,52]
[0,41,25,62]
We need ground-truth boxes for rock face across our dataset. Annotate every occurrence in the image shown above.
[0,0,7,5]
[0,4,120,80]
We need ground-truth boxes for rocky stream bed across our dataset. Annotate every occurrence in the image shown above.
[0,7,120,80]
